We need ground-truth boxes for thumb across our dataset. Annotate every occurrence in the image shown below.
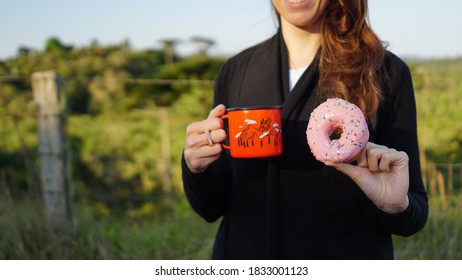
[208,104,226,119]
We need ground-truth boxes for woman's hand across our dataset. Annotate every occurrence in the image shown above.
[184,104,227,174]
[326,142,410,214]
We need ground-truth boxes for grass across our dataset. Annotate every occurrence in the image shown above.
[393,197,462,259]
[1,195,462,259]
[0,197,218,260]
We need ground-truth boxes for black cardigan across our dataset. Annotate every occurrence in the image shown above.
[182,31,428,260]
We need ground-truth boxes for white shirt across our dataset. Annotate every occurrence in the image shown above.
[289,66,308,91]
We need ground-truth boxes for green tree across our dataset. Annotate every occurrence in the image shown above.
[45,37,73,53]
[190,36,215,57]
[159,38,180,65]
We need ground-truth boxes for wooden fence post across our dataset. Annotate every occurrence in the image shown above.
[448,163,453,198]
[32,71,71,230]
[158,107,172,193]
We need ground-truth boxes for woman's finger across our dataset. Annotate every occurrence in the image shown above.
[183,143,223,173]
[362,142,393,172]
[208,104,226,119]
[204,128,227,146]
[209,129,227,145]
[357,147,368,167]
[186,118,223,138]
[204,129,214,146]
[378,151,394,172]
[367,147,380,172]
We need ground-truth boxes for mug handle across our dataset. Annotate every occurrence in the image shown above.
[221,114,230,150]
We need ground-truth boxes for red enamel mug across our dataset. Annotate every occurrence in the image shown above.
[221,106,283,158]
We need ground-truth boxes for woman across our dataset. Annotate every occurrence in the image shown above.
[182,0,428,259]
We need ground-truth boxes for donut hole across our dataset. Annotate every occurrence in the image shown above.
[329,127,343,141]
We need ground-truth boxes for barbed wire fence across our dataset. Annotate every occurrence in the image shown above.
[0,71,216,227]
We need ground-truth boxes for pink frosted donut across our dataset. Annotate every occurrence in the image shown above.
[306,98,369,163]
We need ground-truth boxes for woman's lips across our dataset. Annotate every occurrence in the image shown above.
[286,0,309,8]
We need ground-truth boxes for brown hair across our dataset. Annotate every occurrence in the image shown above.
[319,0,386,118]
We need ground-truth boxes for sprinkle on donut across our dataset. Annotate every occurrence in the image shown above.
[306,98,369,163]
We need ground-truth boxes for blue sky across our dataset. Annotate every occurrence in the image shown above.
[1,0,462,60]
